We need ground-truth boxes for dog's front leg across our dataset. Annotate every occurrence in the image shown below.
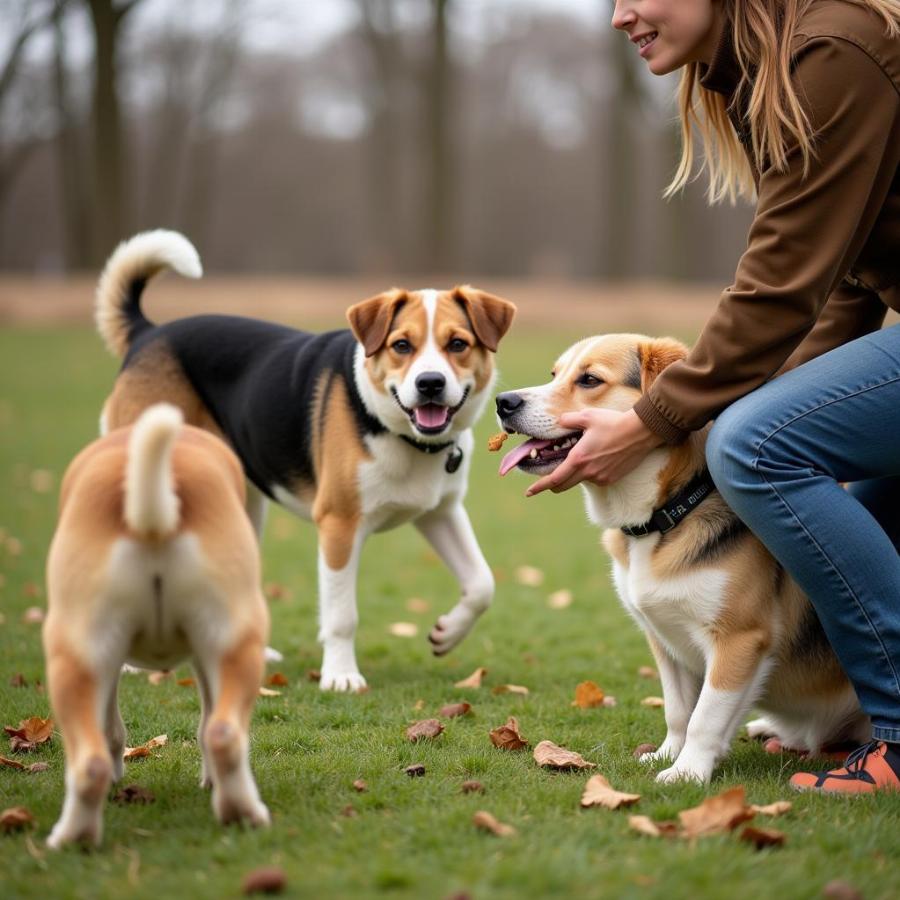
[656,631,772,784]
[414,501,494,656]
[638,636,701,766]
[317,517,367,692]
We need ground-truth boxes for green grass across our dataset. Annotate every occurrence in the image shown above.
[1,326,898,900]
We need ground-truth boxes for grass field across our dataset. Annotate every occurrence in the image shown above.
[1,322,898,900]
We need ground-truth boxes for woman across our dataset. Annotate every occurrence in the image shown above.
[528,0,900,793]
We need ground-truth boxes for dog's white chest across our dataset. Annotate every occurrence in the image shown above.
[612,539,730,674]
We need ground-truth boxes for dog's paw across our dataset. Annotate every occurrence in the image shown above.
[745,716,778,740]
[214,794,271,828]
[319,670,368,693]
[428,606,477,656]
[638,739,680,765]
[655,763,711,785]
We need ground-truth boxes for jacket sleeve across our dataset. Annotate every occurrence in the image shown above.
[634,36,900,444]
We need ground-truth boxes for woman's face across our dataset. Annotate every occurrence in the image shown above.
[611,0,722,75]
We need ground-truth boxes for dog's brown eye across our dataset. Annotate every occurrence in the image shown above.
[392,339,413,354]
[447,338,468,353]
[576,373,603,387]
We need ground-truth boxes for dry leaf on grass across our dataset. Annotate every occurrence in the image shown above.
[640,696,664,708]
[264,582,292,601]
[514,565,544,587]
[352,779,367,793]
[9,673,27,688]
[581,775,640,809]
[405,764,426,777]
[638,666,658,679]
[489,717,528,751]
[491,684,529,696]
[0,755,24,770]
[461,780,485,794]
[4,716,53,753]
[406,597,430,614]
[20,607,44,625]
[439,702,472,719]
[176,677,196,687]
[547,589,573,609]
[124,734,167,761]
[113,785,156,804]
[258,687,281,697]
[750,801,792,817]
[0,806,35,832]
[571,681,605,708]
[413,699,425,711]
[307,669,321,682]
[340,804,358,818]
[22,582,41,598]
[455,667,488,688]
[147,671,170,685]
[267,672,289,687]
[822,881,864,900]
[628,815,678,838]
[534,741,596,771]
[740,825,786,849]
[242,866,287,895]
[406,719,444,742]
[632,743,658,759]
[602,696,618,708]
[678,786,755,838]
[388,622,418,638]
[26,762,49,773]
[473,810,516,837]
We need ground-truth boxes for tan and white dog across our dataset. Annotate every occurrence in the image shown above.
[96,230,515,692]
[44,404,269,848]
[496,334,870,784]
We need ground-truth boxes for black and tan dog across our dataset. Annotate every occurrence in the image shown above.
[45,404,269,847]
[95,230,515,692]
[496,333,869,783]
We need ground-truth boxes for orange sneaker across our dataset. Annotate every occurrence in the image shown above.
[790,741,900,795]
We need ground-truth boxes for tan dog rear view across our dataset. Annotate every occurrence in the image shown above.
[43,404,270,848]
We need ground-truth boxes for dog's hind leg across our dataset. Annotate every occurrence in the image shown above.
[194,661,214,788]
[195,633,270,827]
[46,652,117,849]
[104,678,127,782]
[414,502,494,656]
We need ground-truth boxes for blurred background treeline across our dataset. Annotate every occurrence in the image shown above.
[0,0,752,279]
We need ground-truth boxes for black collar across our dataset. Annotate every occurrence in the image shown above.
[621,469,717,538]
[399,434,463,474]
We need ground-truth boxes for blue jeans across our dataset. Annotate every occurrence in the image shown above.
[706,323,900,743]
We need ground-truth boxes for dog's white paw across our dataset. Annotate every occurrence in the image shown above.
[638,739,681,765]
[319,669,368,693]
[745,716,777,740]
[428,606,477,656]
[655,763,711,785]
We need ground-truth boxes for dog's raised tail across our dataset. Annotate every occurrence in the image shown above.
[124,404,184,537]
[95,229,202,358]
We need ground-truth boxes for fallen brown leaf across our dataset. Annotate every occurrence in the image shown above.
[352,779,367,793]
[439,702,472,719]
[267,672,289,687]
[258,687,281,697]
[406,719,444,742]
[637,666,658,679]
[406,597,430,614]
[145,735,167,750]
[473,810,516,837]
[580,774,641,809]
[740,825,786,849]
[461,780,485,794]
[176,677,196,687]
[22,582,41,598]
[4,716,53,753]
[0,755,24,770]
[242,865,287,895]
[124,734,167,760]
[405,763,426,777]
[628,815,678,838]
[0,806,35,832]
[534,740,596,770]
[26,762,49,773]
[9,674,26,688]
[455,667,488,688]
[491,684,529,696]
[571,681,605,709]
[514,565,544,587]
[263,582,292,601]
[307,669,321,682]
[113,785,156,804]
[547,589,573,609]
[822,880,864,900]
[340,804,358,818]
[632,743,658,759]
[388,622,418,638]
[489,717,528,751]
[750,801,792,817]
[640,696,664,708]
[678,786,755,838]
[20,607,44,625]
[602,696,618,708]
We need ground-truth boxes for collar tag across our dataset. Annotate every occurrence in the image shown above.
[445,446,463,474]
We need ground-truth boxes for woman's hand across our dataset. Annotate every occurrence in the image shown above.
[525,408,663,497]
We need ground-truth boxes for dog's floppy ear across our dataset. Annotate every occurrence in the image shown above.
[452,285,516,352]
[638,338,688,392]
[347,289,409,357]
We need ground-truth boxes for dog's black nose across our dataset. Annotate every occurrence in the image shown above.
[416,371,446,398]
[496,392,524,417]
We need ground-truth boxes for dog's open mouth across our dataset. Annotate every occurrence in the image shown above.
[498,432,582,476]
[392,387,470,435]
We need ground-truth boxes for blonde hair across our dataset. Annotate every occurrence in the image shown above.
[667,0,900,204]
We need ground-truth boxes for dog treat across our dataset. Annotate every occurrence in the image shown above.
[487,432,508,452]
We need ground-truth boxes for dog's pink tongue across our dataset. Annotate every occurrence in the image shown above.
[414,404,449,429]
[499,438,554,476]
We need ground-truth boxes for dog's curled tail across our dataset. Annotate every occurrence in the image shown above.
[95,229,202,358]
[124,404,184,537]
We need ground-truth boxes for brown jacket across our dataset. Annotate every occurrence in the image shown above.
[634,0,900,444]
